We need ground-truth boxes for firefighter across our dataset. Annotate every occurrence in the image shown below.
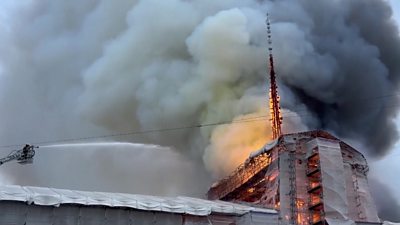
[22,144,30,159]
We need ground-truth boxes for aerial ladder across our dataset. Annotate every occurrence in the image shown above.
[0,144,37,166]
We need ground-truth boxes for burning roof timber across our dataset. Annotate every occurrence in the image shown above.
[208,130,381,225]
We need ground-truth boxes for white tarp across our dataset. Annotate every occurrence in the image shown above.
[249,139,279,159]
[313,138,352,224]
[278,151,292,225]
[354,172,380,222]
[0,185,276,217]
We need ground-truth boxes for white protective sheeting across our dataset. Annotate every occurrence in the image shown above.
[0,201,188,225]
[344,163,360,220]
[307,138,354,225]
[312,138,352,225]
[383,222,400,225]
[354,172,380,222]
[237,211,280,225]
[249,139,278,159]
[325,218,356,225]
[0,185,276,217]
[278,151,292,225]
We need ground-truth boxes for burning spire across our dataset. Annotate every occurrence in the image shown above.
[266,14,282,139]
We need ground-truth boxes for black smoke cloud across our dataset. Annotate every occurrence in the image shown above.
[275,0,400,157]
[0,0,399,197]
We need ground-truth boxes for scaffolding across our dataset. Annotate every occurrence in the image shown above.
[306,148,326,225]
[352,172,366,220]
[288,148,298,225]
[207,131,381,225]
[207,151,273,200]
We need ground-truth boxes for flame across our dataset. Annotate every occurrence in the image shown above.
[275,201,280,210]
[204,109,272,178]
[296,199,308,225]
[268,170,279,181]
[247,187,255,193]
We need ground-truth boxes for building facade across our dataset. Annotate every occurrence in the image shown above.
[208,130,380,225]
[0,185,278,225]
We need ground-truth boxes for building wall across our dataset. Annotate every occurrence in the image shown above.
[283,133,380,225]
[208,131,380,225]
[0,200,279,225]
[307,138,350,224]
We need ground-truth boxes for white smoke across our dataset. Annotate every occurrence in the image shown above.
[77,3,277,171]
[0,142,210,196]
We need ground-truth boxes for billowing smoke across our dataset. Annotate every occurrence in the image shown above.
[274,0,400,157]
[3,143,211,197]
[0,0,399,207]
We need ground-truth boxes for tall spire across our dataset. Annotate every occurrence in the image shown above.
[266,14,282,139]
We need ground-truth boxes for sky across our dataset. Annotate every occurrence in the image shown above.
[0,0,400,219]
[388,0,400,22]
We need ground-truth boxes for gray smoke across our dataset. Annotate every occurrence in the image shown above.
[0,143,210,197]
[276,0,400,157]
[0,0,399,205]
[369,178,400,222]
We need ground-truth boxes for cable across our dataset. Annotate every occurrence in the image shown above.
[0,116,271,149]
[1,92,400,149]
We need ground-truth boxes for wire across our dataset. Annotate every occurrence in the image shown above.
[0,116,270,149]
[1,91,400,150]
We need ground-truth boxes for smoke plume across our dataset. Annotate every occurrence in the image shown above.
[0,0,399,203]
[0,142,210,196]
